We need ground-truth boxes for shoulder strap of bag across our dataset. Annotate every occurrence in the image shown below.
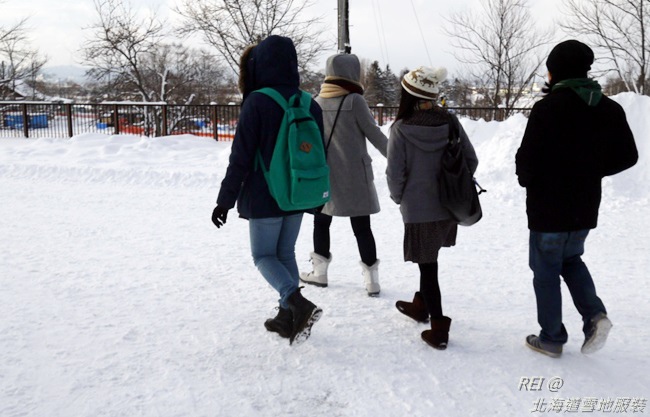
[445,112,487,195]
[254,87,289,110]
[253,87,289,174]
[447,112,460,146]
[325,94,350,155]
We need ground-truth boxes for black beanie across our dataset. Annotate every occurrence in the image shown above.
[546,40,594,81]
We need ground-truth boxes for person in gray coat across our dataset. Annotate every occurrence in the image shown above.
[387,66,478,349]
[299,53,388,296]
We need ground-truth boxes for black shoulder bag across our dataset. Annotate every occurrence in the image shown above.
[439,115,485,226]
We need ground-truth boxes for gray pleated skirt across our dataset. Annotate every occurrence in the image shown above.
[404,220,457,263]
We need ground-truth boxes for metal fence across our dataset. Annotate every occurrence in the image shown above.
[369,105,532,126]
[0,101,531,140]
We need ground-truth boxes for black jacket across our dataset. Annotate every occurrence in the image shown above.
[216,36,324,219]
[516,88,638,232]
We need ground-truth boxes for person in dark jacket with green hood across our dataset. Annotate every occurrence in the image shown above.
[516,40,638,358]
[212,35,324,345]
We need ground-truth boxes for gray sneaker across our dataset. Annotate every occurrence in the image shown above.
[581,313,613,354]
[526,334,562,358]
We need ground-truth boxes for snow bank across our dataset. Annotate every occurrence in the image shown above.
[609,93,650,199]
[0,134,226,188]
[457,92,649,203]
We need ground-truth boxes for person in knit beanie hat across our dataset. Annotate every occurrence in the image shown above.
[387,65,479,350]
[401,66,448,100]
[546,40,594,84]
[300,53,388,296]
[516,40,638,358]
[543,39,602,105]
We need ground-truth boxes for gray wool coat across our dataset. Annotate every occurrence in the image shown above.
[316,93,388,217]
[386,117,478,223]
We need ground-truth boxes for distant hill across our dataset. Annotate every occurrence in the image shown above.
[41,65,90,83]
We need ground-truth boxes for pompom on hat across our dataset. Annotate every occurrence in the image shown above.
[401,66,447,100]
[546,40,594,81]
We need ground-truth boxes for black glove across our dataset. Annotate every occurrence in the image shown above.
[212,205,228,228]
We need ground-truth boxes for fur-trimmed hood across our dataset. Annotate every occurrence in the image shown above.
[239,35,300,101]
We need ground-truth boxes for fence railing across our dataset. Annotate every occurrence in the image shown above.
[369,105,532,126]
[0,101,531,140]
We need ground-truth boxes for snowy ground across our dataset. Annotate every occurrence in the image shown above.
[1,93,648,416]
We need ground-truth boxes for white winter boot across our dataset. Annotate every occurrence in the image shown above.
[360,260,381,296]
[299,252,332,287]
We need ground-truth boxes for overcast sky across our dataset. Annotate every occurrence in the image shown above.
[2,0,566,76]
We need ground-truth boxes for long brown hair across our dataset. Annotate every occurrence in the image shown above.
[395,86,420,122]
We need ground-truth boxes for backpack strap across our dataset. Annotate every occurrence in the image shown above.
[325,94,349,155]
[255,87,312,111]
[253,87,288,174]
[254,87,289,110]
[252,88,313,173]
[295,90,312,109]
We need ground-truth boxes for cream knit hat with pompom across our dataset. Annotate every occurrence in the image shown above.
[401,66,447,99]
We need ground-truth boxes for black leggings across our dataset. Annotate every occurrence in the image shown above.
[313,212,377,266]
[419,262,443,318]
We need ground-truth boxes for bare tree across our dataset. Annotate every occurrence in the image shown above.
[443,0,552,116]
[299,68,325,96]
[560,0,649,95]
[175,0,327,73]
[82,0,166,102]
[0,2,46,99]
[82,0,230,134]
[440,76,475,108]
[83,0,229,103]
[0,1,27,45]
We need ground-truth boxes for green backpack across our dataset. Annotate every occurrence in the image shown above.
[254,87,330,211]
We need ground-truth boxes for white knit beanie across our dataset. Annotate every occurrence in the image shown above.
[401,66,448,99]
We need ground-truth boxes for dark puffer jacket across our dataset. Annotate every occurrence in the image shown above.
[515,87,638,232]
[216,36,324,219]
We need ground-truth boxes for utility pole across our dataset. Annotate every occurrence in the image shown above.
[338,0,351,54]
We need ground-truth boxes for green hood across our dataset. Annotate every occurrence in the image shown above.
[552,78,603,106]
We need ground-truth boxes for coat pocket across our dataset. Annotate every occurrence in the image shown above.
[362,154,374,183]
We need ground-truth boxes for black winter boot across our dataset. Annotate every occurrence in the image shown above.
[421,316,452,350]
[396,292,429,323]
[264,306,293,338]
[287,289,322,345]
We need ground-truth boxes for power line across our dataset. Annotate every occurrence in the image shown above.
[409,0,433,66]
[374,0,391,65]
[370,0,389,65]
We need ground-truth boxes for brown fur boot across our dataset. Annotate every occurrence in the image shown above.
[421,316,452,350]
[396,292,429,323]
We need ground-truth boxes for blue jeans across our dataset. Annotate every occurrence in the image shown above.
[249,214,303,309]
[529,230,606,345]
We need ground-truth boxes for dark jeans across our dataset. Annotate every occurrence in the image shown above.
[313,212,377,266]
[529,230,606,345]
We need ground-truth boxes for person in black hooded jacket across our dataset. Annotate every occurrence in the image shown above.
[211,35,324,345]
[516,40,638,358]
